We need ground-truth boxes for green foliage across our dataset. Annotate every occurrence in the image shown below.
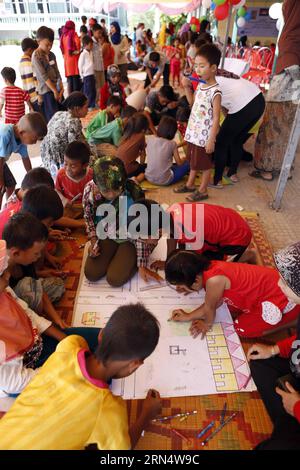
[127,9,156,32]
[161,13,188,32]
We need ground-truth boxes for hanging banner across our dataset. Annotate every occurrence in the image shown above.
[72,0,201,15]
[237,7,278,38]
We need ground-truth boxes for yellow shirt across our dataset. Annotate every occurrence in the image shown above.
[0,335,131,450]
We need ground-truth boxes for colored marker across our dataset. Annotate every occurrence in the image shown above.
[196,420,215,439]
[201,413,237,446]
[220,402,227,424]
[242,374,252,390]
[170,428,191,443]
[152,410,197,422]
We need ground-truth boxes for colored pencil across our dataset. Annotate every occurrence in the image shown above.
[196,420,215,439]
[152,410,197,422]
[201,413,237,446]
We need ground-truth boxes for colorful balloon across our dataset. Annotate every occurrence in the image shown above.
[229,0,241,4]
[211,2,216,11]
[245,12,251,21]
[237,6,247,17]
[237,16,246,27]
[234,0,246,8]
[269,3,282,20]
[191,24,197,32]
[214,2,230,20]
[214,0,227,5]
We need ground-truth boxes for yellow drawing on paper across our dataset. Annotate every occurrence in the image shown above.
[81,312,98,326]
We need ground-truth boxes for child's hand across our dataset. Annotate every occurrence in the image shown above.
[247,344,278,361]
[170,309,190,322]
[189,319,211,339]
[89,238,100,258]
[49,228,72,241]
[150,260,166,271]
[139,266,163,283]
[142,389,162,421]
[46,254,63,269]
[42,269,70,279]
[276,383,300,417]
[55,317,69,330]
[205,139,215,154]
[53,89,60,102]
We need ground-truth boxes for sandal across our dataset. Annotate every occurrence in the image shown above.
[173,184,196,194]
[186,191,209,202]
[249,170,274,181]
[228,174,239,183]
[208,182,224,189]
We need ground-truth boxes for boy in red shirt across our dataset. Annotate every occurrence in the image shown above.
[55,141,93,203]
[0,67,33,124]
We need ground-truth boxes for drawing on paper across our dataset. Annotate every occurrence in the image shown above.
[169,345,187,356]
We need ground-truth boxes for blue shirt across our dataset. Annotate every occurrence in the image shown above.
[0,124,28,161]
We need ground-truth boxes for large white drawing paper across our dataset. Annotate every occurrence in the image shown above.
[73,240,256,398]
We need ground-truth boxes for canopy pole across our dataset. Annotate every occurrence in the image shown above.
[220,5,233,68]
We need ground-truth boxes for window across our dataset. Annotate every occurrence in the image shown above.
[48,1,66,13]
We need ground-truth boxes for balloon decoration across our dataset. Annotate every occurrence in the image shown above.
[214,0,226,5]
[237,17,246,27]
[189,16,200,33]
[214,2,230,20]
[269,2,282,20]
[229,0,241,4]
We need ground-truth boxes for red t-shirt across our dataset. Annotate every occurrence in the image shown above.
[168,202,252,253]
[0,86,30,124]
[0,199,22,237]
[202,261,291,315]
[55,167,93,202]
[99,82,126,110]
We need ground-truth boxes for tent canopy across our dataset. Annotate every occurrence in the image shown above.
[72,0,201,15]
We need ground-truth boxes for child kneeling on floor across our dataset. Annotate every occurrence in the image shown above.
[0,303,161,450]
[145,116,189,186]
[165,250,300,339]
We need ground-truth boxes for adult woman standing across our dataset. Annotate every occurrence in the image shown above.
[110,21,129,79]
[60,21,82,94]
[250,0,300,181]
[40,92,89,177]
[248,242,300,449]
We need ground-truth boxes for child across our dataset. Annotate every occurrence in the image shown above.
[55,141,93,203]
[85,95,122,142]
[87,105,136,157]
[0,112,47,208]
[99,64,126,110]
[116,112,148,183]
[92,24,105,103]
[100,33,115,79]
[19,38,39,112]
[79,24,88,44]
[145,116,189,186]
[78,35,96,110]
[0,167,54,237]
[0,303,161,450]
[170,38,182,87]
[165,250,300,339]
[174,44,222,201]
[0,67,33,124]
[31,26,64,123]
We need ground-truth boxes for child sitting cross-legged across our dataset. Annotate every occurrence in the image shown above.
[0,238,102,398]
[145,115,190,186]
[55,141,93,204]
[0,303,161,450]
[4,205,67,329]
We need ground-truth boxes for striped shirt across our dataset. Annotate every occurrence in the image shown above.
[19,54,38,104]
[0,86,30,124]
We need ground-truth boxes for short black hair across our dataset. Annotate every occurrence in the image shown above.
[157,115,178,140]
[22,186,63,222]
[121,105,136,120]
[81,15,87,22]
[100,18,106,24]
[198,32,213,44]
[95,303,160,364]
[176,106,191,123]
[121,112,149,142]
[80,25,88,34]
[127,199,174,238]
[107,95,122,108]
[149,51,160,63]
[92,24,103,33]
[20,112,48,140]
[82,35,93,47]
[36,26,55,42]
[21,37,38,52]
[196,43,221,67]
[158,85,177,102]
[190,32,199,45]
[1,67,16,84]
[62,91,88,110]
[65,141,90,165]
[165,250,211,287]
[21,167,54,191]
[140,44,147,52]
[3,212,48,250]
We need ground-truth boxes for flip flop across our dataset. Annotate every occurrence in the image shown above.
[186,191,209,202]
[173,185,196,194]
[249,170,274,181]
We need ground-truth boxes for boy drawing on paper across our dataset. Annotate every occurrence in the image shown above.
[0,303,162,450]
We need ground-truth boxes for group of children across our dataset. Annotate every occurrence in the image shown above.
[0,24,296,451]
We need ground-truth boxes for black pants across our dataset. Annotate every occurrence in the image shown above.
[214,93,265,184]
[144,63,170,88]
[83,74,96,108]
[67,75,82,94]
[250,358,300,449]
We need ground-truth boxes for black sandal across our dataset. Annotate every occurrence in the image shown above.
[173,185,196,194]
